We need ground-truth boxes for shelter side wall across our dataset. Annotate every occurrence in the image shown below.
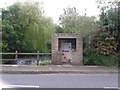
[52,35,61,64]
[71,37,83,65]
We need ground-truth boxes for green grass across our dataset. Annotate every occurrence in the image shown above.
[37,62,52,66]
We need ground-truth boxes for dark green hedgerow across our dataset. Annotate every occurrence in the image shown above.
[83,54,118,67]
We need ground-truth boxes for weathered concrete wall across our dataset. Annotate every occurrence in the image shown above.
[52,33,83,65]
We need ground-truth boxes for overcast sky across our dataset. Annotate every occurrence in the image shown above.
[0,0,101,24]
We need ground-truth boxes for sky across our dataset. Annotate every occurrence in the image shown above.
[0,0,101,24]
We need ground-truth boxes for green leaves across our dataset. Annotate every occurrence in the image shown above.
[59,7,98,37]
[0,40,9,52]
[92,0,119,56]
[2,2,55,53]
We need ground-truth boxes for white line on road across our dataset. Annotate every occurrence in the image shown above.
[7,85,40,88]
[104,87,119,89]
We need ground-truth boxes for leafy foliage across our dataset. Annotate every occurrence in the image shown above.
[21,2,55,52]
[96,0,120,53]
[92,29,117,55]
[2,3,28,52]
[2,2,55,53]
[59,7,98,37]
[83,54,117,67]
[84,0,119,67]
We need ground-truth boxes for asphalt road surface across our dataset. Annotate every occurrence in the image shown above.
[1,74,118,88]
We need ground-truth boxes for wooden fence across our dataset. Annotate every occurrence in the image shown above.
[0,50,51,65]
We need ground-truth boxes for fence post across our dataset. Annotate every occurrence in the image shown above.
[37,51,39,65]
[15,50,18,61]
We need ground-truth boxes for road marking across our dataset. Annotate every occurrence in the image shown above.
[7,85,39,88]
[12,65,18,67]
[104,87,119,89]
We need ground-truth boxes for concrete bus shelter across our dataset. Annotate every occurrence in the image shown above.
[52,33,83,65]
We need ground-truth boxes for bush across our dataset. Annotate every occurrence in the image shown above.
[83,54,97,65]
[116,52,120,68]
[83,54,118,67]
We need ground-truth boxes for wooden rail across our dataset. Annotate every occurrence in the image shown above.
[0,53,51,55]
[1,50,51,65]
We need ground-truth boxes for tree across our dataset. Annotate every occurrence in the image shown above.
[93,0,120,55]
[55,25,63,33]
[59,7,98,37]
[20,2,55,52]
[2,2,55,53]
[2,3,27,52]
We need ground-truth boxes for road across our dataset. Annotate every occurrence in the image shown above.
[1,74,118,88]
